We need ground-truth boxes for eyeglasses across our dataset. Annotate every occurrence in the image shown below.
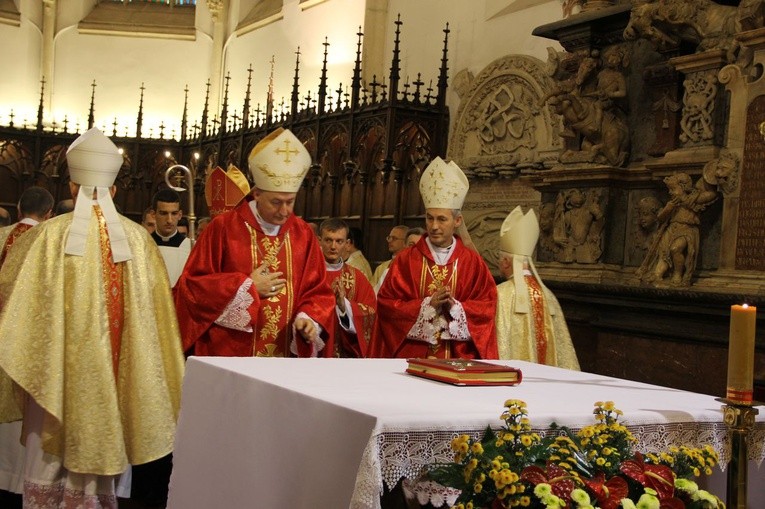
[386,235,404,241]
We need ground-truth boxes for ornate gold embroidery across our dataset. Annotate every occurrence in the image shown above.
[0,223,32,267]
[427,264,450,294]
[340,267,356,299]
[256,343,279,357]
[259,306,282,342]
[259,236,283,272]
[95,206,124,378]
[526,274,548,365]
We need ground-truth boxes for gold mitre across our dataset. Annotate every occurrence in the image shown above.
[67,127,123,186]
[419,157,469,210]
[500,206,539,257]
[247,128,310,192]
[205,165,251,217]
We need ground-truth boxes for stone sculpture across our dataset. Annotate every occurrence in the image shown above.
[543,47,630,167]
[637,172,718,286]
[552,188,605,264]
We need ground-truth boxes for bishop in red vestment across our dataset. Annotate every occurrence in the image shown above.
[319,218,376,357]
[174,128,335,357]
[368,157,498,359]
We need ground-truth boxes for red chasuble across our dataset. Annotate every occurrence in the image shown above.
[324,264,377,357]
[174,199,335,357]
[369,236,498,359]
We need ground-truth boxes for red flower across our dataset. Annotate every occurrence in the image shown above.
[620,453,675,500]
[582,472,629,509]
[659,498,686,509]
[520,462,577,501]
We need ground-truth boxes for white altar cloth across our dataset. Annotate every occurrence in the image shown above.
[167,357,765,509]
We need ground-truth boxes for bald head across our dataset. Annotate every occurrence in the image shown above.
[0,207,9,226]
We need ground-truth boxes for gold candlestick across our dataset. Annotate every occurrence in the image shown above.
[719,303,760,509]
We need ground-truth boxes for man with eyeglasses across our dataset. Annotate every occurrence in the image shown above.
[370,224,408,293]
[368,157,497,360]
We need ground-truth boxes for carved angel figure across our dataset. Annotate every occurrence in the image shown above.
[637,172,718,286]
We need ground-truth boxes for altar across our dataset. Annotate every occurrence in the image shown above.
[167,357,765,509]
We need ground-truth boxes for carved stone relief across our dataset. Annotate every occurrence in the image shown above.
[448,55,562,177]
[550,187,607,264]
[542,45,630,167]
[628,193,662,267]
[679,69,718,146]
[623,0,743,55]
[636,172,719,286]
[462,179,540,274]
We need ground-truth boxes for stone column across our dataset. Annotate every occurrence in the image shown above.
[361,0,389,87]
[42,0,56,111]
[207,0,227,112]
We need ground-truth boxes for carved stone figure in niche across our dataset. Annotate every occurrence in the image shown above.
[637,172,718,286]
[543,48,629,167]
[623,0,746,56]
[538,202,560,260]
[552,188,605,264]
[703,150,739,195]
[634,195,663,255]
[449,55,562,173]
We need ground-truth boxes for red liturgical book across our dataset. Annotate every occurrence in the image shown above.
[406,358,522,386]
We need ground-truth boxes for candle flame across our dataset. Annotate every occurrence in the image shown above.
[742,303,749,309]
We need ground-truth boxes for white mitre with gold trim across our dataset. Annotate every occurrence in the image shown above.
[247,128,311,192]
[419,157,469,210]
[65,127,131,262]
[499,206,551,315]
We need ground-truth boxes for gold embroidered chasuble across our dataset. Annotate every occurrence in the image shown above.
[247,226,297,356]
[495,279,580,370]
[0,211,185,475]
[0,223,33,267]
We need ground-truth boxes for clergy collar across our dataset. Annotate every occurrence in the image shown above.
[19,217,39,227]
[249,201,281,236]
[156,229,180,243]
[425,236,456,265]
[325,259,344,272]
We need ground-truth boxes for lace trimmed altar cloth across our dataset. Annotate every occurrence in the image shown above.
[167,358,765,509]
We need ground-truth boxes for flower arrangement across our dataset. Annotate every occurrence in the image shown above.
[426,400,724,509]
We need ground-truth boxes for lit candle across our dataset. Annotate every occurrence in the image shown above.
[726,304,757,405]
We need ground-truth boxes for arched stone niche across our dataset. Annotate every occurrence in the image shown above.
[448,54,563,175]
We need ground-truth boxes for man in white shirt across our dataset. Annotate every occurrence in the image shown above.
[150,188,191,287]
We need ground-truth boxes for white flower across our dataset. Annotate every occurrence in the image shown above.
[636,492,660,509]
[674,478,698,495]
[534,483,552,498]
[570,488,591,506]
[692,489,719,507]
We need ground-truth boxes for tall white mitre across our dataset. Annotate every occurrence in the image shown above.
[499,206,553,315]
[419,156,469,209]
[65,127,131,262]
[247,127,311,192]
